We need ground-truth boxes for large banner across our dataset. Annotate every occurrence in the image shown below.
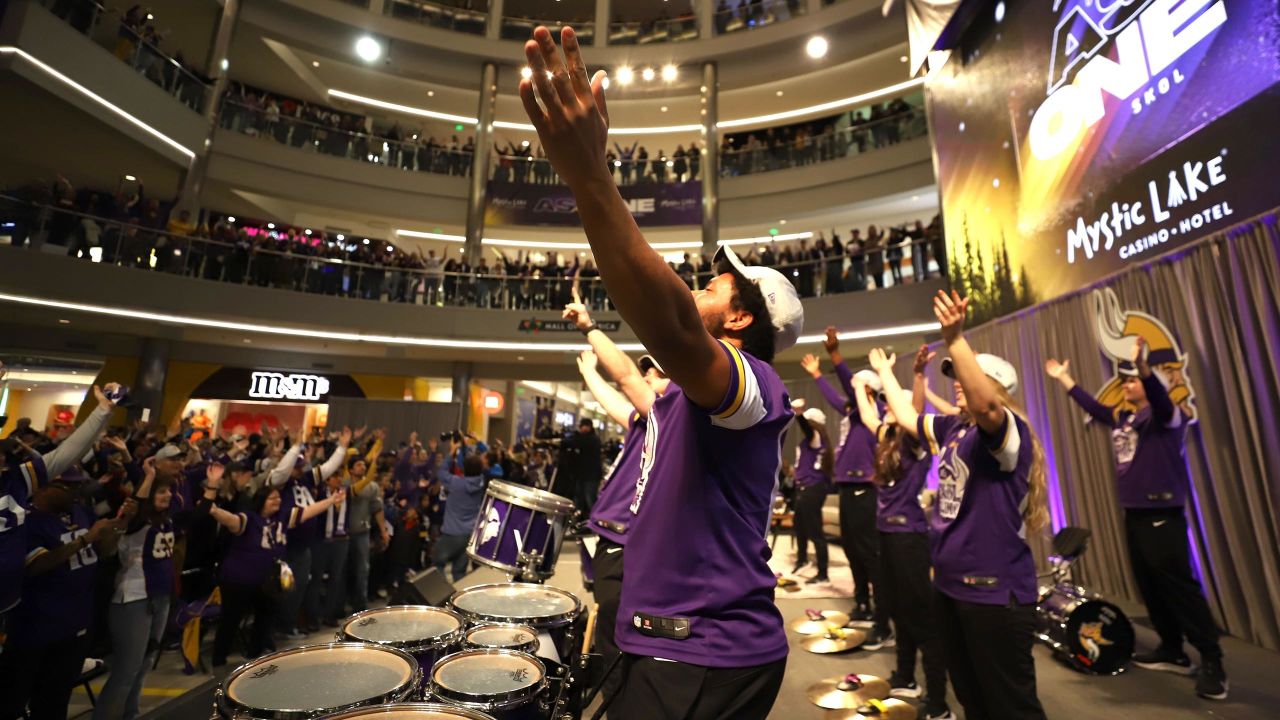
[928,0,1280,321]
[485,180,701,227]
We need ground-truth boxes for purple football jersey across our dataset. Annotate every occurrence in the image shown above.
[9,504,98,647]
[1067,376,1190,509]
[822,363,881,485]
[589,412,646,545]
[793,434,829,490]
[279,470,321,548]
[616,341,792,668]
[876,431,929,534]
[221,512,286,586]
[0,455,45,612]
[114,518,176,602]
[919,410,1037,605]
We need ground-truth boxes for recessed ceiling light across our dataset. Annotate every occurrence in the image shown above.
[661,64,677,82]
[616,67,634,85]
[521,66,532,80]
[355,36,382,63]
[243,338,252,344]
[312,60,320,68]
[427,90,434,97]
[779,220,787,225]
[123,174,136,181]
[775,90,784,97]
[806,36,829,59]
[900,55,908,62]
[641,67,656,82]
[227,216,236,223]
[517,356,525,361]
[267,223,275,229]
[660,106,668,112]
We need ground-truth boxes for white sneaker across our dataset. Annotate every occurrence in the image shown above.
[81,658,104,674]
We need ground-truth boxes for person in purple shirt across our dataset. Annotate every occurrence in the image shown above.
[1046,336,1227,700]
[865,345,953,720]
[95,459,175,720]
[882,290,1049,720]
[515,27,804,718]
[803,331,893,646]
[200,475,343,666]
[789,403,833,583]
[0,475,125,720]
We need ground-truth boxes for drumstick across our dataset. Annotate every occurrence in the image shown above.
[582,603,598,655]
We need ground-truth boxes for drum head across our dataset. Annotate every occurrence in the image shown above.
[486,480,575,516]
[1065,599,1135,674]
[449,583,581,628]
[464,623,539,652]
[316,703,497,720]
[431,650,545,706]
[224,643,417,716]
[343,606,464,648]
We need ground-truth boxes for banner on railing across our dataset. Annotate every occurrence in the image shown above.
[518,319,621,333]
[485,181,701,227]
[927,0,1280,322]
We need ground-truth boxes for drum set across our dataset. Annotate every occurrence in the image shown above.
[213,480,602,720]
[1034,526,1135,675]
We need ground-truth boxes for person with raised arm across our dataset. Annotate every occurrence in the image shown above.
[518,26,803,718]
[878,290,1048,720]
[788,399,833,584]
[1045,337,1226,700]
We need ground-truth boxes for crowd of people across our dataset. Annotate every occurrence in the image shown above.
[713,0,806,34]
[0,360,621,719]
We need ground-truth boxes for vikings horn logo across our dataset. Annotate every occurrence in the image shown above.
[480,506,502,546]
[1078,621,1113,662]
[1090,288,1197,422]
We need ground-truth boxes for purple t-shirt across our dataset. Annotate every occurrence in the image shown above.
[1067,375,1190,509]
[876,429,929,534]
[617,341,792,667]
[793,431,829,490]
[589,412,646,545]
[919,410,1037,605]
[9,504,98,646]
[1,455,44,612]
[221,512,286,586]
[816,364,880,484]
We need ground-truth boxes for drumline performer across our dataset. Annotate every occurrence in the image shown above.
[1045,337,1227,700]
[788,399,833,584]
[861,345,953,720]
[879,290,1049,720]
[518,25,802,718]
[806,330,893,646]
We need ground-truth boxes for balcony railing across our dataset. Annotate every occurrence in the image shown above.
[712,0,805,36]
[500,16,595,44]
[42,0,210,112]
[1,196,948,314]
[607,15,699,45]
[384,0,487,35]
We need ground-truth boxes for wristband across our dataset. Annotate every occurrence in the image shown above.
[579,323,599,336]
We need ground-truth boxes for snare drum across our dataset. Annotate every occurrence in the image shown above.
[463,623,541,655]
[341,607,467,685]
[316,703,496,720]
[428,649,549,720]
[467,481,576,579]
[449,584,583,668]
[1036,583,1135,675]
[215,643,419,719]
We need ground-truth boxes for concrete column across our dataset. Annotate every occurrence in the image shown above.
[452,362,473,432]
[368,0,387,14]
[465,62,498,267]
[486,0,504,38]
[594,0,610,45]
[806,0,822,15]
[696,0,714,38]
[700,62,720,261]
[175,0,241,219]
[130,338,170,425]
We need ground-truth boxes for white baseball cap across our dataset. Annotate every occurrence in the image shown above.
[713,245,804,353]
[853,369,883,393]
[941,353,1019,394]
[802,407,827,425]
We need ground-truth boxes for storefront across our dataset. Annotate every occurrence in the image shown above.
[181,367,368,438]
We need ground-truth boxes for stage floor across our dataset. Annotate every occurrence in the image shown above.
[75,539,1280,719]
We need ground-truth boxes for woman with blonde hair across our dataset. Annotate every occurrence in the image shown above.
[879,290,1048,720]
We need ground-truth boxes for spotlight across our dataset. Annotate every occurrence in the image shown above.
[336,234,345,241]
[665,160,674,168]
[521,66,533,80]
[661,64,677,82]
[312,60,320,68]
[616,67,634,85]
[614,160,621,167]
[146,12,153,20]
[355,36,383,63]
[806,36,828,59]
[641,67,655,82]
[267,223,275,229]
[521,140,530,148]
[995,1,1006,23]
[387,245,394,252]
[362,238,370,245]
[227,216,236,223]
[304,229,312,235]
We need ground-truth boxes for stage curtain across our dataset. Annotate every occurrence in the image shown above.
[947,211,1280,650]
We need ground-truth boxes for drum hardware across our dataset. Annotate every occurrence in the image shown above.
[449,583,585,671]
[824,698,918,720]
[467,481,576,581]
[339,606,467,697]
[427,648,550,720]
[789,608,851,635]
[314,703,498,719]
[805,674,891,709]
[515,549,548,584]
[800,626,866,654]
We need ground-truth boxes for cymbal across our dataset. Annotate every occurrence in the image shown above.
[824,698,918,720]
[806,674,890,709]
[790,610,851,635]
[800,627,866,654]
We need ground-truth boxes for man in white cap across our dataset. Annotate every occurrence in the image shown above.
[518,24,803,719]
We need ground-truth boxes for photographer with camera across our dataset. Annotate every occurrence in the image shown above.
[430,436,487,581]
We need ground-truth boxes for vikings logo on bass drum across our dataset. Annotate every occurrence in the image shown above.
[1090,288,1197,422]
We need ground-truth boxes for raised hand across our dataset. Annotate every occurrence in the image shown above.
[933,290,969,345]
[374,427,387,441]
[519,26,610,189]
[354,425,368,439]
[822,327,839,355]
[339,426,353,446]
[1044,358,1070,379]
[95,383,119,410]
[409,431,419,446]
[868,347,896,373]
[576,349,599,375]
[562,300,593,331]
[800,354,821,378]
[912,344,936,375]
[1131,336,1150,375]
[206,462,225,485]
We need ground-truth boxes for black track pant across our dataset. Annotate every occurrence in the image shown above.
[934,590,1046,720]
[213,581,276,664]
[879,532,949,715]
[611,655,786,720]
[1125,507,1222,659]
[591,537,625,704]
[839,484,887,630]
[793,482,829,576]
[0,633,87,720]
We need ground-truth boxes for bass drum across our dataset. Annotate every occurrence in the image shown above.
[1036,584,1135,675]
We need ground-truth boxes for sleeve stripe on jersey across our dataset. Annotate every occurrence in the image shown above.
[990,408,1023,473]
[288,507,302,530]
[712,340,748,419]
[922,415,941,456]
[25,547,48,564]
[20,461,39,496]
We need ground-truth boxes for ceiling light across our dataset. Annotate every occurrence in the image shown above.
[900,55,908,62]
[312,60,320,68]
[362,238,370,245]
[427,90,434,97]
[146,13,153,20]
[329,89,476,125]
[220,58,228,71]
[521,140,530,147]
[717,77,925,128]
[227,216,236,223]
[616,67,634,85]
[58,318,70,324]
[124,174,136,181]
[521,66,532,80]
[601,76,610,90]
[806,36,829,59]
[641,67,655,82]
[304,229,312,235]
[995,1,1006,23]
[336,233,345,240]
[775,90,783,97]
[267,223,275,229]
[660,106,668,112]
[354,36,383,63]
[661,64,677,82]
[387,245,394,252]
